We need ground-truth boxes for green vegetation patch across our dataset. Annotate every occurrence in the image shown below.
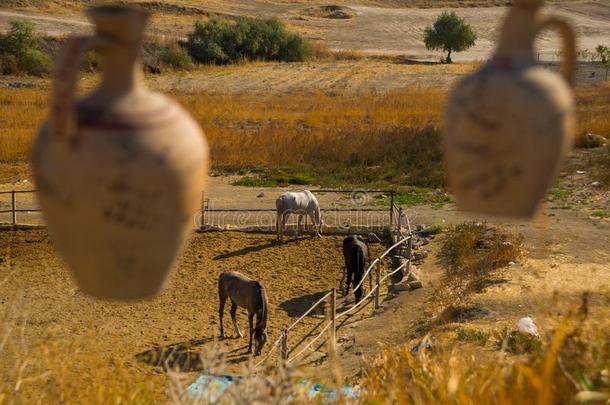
[186,15,312,64]
[391,187,452,208]
[232,171,315,187]
[0,20,51,76]
[495,329,542,354]
[456,328,491,346]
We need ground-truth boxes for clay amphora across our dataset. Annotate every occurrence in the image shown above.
[32,5,208,300]
[443,0,576,218]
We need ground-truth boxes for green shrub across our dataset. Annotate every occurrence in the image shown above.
[17,47,50,76]
[596,45,609,64]
[0,20,50,76]
[186,15,311,64]
[159,43,193,70]
[0,20,40,55]
[0,53,18,75]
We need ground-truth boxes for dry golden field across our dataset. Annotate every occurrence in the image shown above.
[1,78,609,186]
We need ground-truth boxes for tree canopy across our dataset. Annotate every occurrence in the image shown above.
[424,12,476,64]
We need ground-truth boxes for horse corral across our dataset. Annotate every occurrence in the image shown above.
[0,224,407,372]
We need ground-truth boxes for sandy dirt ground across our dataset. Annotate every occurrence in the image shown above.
[0,229,392,383]
[1,1,609,61]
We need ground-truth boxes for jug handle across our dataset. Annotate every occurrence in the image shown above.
[51,36,109,146]
[535,15,577,87]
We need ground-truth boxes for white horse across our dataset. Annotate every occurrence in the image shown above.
[275,190,322,242]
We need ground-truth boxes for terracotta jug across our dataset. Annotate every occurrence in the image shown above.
[443,0,576,218]
[32,5,208,300]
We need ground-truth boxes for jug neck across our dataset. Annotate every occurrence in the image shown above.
[98,44,144,99]
[495,5,540,62]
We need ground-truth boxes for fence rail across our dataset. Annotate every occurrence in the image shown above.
[2,188,396,229]
[0,190,40,227]
[200,189,397,230]
[255,214,414,369]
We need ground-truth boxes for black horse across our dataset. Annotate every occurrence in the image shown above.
[342,235,369,302]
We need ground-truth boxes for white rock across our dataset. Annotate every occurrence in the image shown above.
[576,170,586,175]
[517,317,540,338]
[508,261,516,266]
[591,181,602,188]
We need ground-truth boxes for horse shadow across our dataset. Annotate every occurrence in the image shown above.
[213,237,300,260]
[280,291,328,318]
[135,336,262,372]
[135,337,214,372]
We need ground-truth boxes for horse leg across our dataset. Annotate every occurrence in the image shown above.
[218,288,227,338]
[297,214,303,238]
[308,210,321,238]
[276,211,282,242]
[248,312,254,353]
[230,301,243,338]
[282,212,291,241]
[355,272,363,303]
[346,263,353,297]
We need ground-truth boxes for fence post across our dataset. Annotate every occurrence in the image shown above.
[374,260,381,310]
[407,236,413,274]
[11,190,16,227]
[389,191,395,230]
[200,192,206,229]
[330,289,336,352]
[281,329,288,363]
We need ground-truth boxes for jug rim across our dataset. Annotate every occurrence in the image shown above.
[86,4,151,21]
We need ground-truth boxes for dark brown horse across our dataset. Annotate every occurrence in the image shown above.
[218,271,268,355]
[342,235,369,302]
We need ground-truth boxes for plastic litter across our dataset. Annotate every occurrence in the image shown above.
[517,317,540,338]
[188,372,359,402]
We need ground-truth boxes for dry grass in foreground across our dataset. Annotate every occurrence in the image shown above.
[363,311,609,405]
[0,81,609,187]
[2,294,607,403]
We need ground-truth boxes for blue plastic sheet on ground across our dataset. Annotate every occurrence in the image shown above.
[188,371,359,402]
[188,373,242,403]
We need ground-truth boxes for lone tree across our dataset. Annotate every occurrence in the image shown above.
[424,11,476,64]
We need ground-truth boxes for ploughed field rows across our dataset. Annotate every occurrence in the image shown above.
[0,229,388,380]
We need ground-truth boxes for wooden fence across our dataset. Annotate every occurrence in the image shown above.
[1,188,398,230]
[200,189,397,231]
[254,209,413,369]
[0,190,40,227]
